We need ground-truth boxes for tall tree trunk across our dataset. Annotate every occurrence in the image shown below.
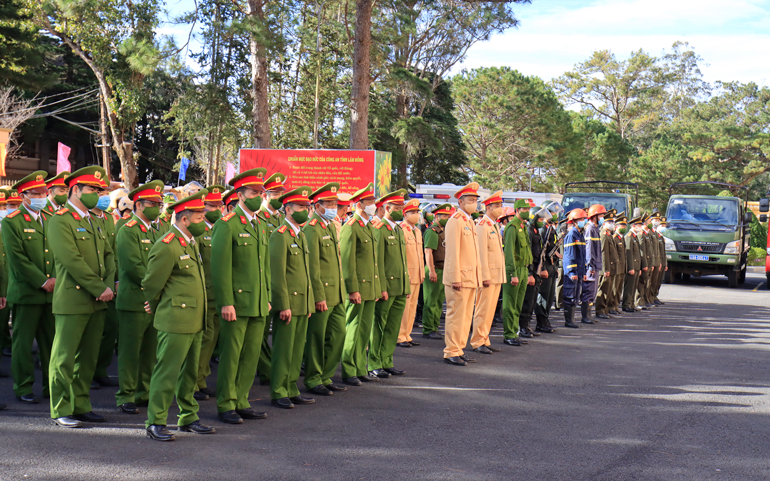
[395,90,408,188]
[99,95,111,181]
[248,0,271,148]
[349,0,372,149]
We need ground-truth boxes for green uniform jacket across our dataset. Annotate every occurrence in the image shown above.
[600,227,619,276]
[211,205,271,316]
[375,219,410,297]
[44,200,63,217]
[625,232,642,271]
[115,214,132,231]
[257,206,284,237]
[269,221,315,316]
[340,213,382,301]
[92,211,116,251]
[656,232,667,268]
[0,228,8,297]
[143,226,205,334]
[1,205,54,304]
[47,205,116,315]
[504,216,533,277]
[615,232,627,274]
[197,222,215,302]
[647,230,660,267]
[115,216,156,311]
[303,213,344,307]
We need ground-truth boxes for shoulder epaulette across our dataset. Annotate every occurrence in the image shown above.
[125,219,137,228]
[346,218,356,226]
[55,208,69,216]
[222,212,236,222]
[6,209,21,219]
[309,218,318,226]
[162,232,175,244]
[277,225,288,234]
[374,221,384,229]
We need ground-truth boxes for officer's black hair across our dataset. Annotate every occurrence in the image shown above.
[176,209,195,222]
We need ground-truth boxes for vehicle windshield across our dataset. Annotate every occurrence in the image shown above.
[666,197,739,231]
[562,195,627,215]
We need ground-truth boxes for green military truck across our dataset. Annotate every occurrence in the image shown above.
[561,180,638,217]
[662,182,751,288]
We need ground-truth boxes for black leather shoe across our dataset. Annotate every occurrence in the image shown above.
[384,367,405,375]
[119,402,139,414]
[596,314,610,319]
[581,318,595,324]
[535,326,555,333]
[609,310,619,315]
[520,331,534,338]
[645,303,654,308]
[236,408,268,419]
[396,342,412,348]
[200,387,216,397]
[343,377,362,386]
[17,393,39,404]
[135,400,149,407]
[485,344,502,352]
[444,356,467,366]
[503,338,526,346]
[622,308,635,313]
[459,354,476,363]
[474,345,493,354]
[146,424,175,441]
[271,397,295,409]
[73,411,106,423]
[324,383,348,392]
[370,369,391,379]
[408,340,421,346]
[309,385,333,396]
[90,381,100,390]
[358,374,379,382]
[218,410,244,424]
[193,391,209,401]
[290,395,315,405]
[93,376,119,387]
[655,300,665,305]
[565,321,580,328]
[423,331,444,340]
[179,420,216,434]
[54,416,83,428]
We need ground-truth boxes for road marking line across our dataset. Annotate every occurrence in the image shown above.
[753,281,765,292]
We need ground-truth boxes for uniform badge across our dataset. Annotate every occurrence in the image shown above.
[76,227,86,232]
[179,254,190,260]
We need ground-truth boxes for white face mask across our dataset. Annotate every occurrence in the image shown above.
[0,209,7,219]
[363,204,377,217]
[605,222,615,231]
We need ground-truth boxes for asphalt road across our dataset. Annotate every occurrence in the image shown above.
[2,273,770,480]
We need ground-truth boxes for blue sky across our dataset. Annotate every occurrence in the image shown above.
[160,0,770,86]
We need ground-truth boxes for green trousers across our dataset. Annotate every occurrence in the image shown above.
[595,274,613,315]
[636,269,650,307]
[49,310,105,419]
[12,303,54,397]
[303,302,346,389]
[503,267,528,340]
[623,272,640,309]
[0,303,11,350]
[421,267,444,335]
[145,330,202,428]
[370,294,407,370]
[196,304,220,390]
[216,315,266,412]
[95,300,118,378]
[341,299,375,378]
[257,312,273,383]
[115,310,157,406]
[270,313,309,399]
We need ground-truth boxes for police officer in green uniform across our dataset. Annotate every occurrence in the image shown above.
[369,190,410,378]
[91,182,120,388]
[622,216,643,312]
[256,173,286,386]
[303,182,348,396]
[3,172,55,403]
[211,168,271,424]
[44,172,69,216]
[0,191,11,365]
[193,185,225,401]
[339,183,382,385]
[143,190,216,441]
[269,186,316,408]
[47,166,116,428]
[503,199,533,346]
[114,180,165,414]
[421,204,452,340]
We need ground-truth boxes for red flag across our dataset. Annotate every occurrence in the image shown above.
[57,142,71,174]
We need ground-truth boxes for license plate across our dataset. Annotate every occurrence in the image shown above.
[689,254,709,261]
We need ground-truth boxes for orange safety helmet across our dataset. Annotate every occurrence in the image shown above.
[587,204,607,218]
[567,208,588,222]
[498,206,516,222]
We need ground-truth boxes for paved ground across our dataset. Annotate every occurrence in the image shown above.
[2,273,770,480]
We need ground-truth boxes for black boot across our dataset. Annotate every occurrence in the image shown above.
[564,306,579,328]
[581,303,595,324]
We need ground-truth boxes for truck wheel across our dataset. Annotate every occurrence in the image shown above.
[664,268,674,284]
[728,270,739,288]
[682,273,690,280]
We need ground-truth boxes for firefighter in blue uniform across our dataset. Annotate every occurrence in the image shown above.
[562,208,588,329]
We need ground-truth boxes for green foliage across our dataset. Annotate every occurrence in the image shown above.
[0,0,48,89]
[749,247,766,266]
[750,217,767,250]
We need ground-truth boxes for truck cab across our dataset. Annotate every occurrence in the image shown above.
[663,183,751,288]
[561,181,638,217]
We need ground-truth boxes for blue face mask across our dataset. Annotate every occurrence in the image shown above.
[7,206,17,214]
[577,220,587,229]
[598,218,604,226]
[319,207,337,221]
[96,195,111,211]
[27,197,48,212]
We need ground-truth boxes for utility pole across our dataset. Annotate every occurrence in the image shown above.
[99,94,111,181]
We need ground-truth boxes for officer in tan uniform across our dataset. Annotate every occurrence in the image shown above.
[594,210,618,319]
[611,214,628,315]
[396,199,425,347]
[442,183,482,366]
[470,191,505,355]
